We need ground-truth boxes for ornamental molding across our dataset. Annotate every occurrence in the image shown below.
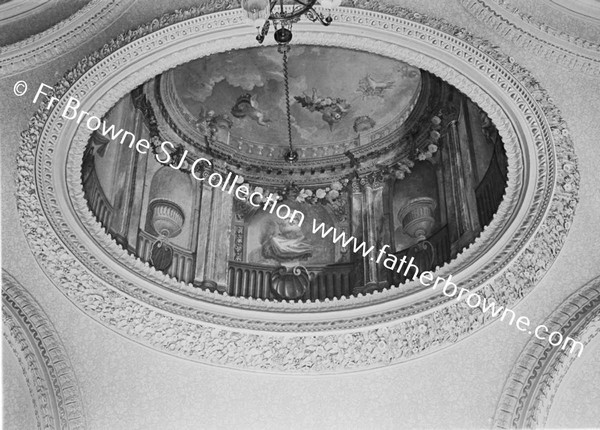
[490,0,600,44]
[15,3,578,372]
[0,0,51,25]
[0,0,133,77]
[493,276,600,429]
[2,270,86,429]
[546,0,600,24]
[459,0,600,75]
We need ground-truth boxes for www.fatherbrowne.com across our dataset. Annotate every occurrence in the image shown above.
[311,219,584,358]
[27,83,584,358]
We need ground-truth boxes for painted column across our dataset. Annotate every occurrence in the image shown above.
[365,173,388,288]
[447,119,471,237]
[364,182,378,286]
[349,179,366,290]
[194,183,214,287]
[106,95,140,248]
[440,129,459,252]
[206,187,234,287]
[122,95,151,253]
[456,100,482,235]
[194,184,234,290]
[351,174,387,292]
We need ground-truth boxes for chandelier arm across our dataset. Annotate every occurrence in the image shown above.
[304,7,333,25]
[256,20,270,43]
[292,0,311,7]
[269,0,318,20]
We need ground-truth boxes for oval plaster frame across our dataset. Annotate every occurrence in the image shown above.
[493,276,600,429]
[16,4,579,373]
[2,270,86,429]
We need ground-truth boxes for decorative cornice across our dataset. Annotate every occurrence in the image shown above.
[14,4,578,372]
[0,0,51,25]
[0,0,133,77]
[2,270,86,429]
[493,276,600,429]
[493,0,600,46]
[546,0,600,24]
[459,0,600,75]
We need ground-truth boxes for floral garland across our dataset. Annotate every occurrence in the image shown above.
[236,117,443,203]
[415,114,442,161]
[237,179,350,205]
[296,179,349,204]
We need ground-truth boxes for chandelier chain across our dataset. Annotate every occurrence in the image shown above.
[282,46,293,154]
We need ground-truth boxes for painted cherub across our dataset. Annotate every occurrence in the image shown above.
[295,88,351,130]
[231,93,270,126]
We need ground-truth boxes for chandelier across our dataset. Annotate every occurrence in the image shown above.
[240,0,342,163]
[241,0,342,44]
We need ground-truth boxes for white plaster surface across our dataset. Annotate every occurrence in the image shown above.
[546,335,600,428]
[3,339,38,430]
[1,0,599,428]
[498,0,600,43]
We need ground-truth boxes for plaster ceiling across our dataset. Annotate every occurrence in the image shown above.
[11,4,579,373]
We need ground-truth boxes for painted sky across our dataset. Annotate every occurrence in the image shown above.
[171,46,421,146]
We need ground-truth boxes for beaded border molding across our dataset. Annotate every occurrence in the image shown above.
[0,0,133,77]
[459,0,600,75]
[2,270,86,429]
[493,276,600,429]
[15,2,579,372]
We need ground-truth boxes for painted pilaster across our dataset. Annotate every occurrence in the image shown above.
[194,184,234,290]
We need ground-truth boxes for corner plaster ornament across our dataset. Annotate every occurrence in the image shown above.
[0,0,133,77]
[2,271,86,429]
[493,276,600,429]
[15,3,579,373]
[459,0,600,75]
[488,0,600,52]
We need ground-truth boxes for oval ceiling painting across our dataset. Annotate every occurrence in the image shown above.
[168,46,422,147]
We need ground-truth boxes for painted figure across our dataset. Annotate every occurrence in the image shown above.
[261,217,312,262]
[295,88,351,130]
[231,93,270,126]
[357,73,395,98]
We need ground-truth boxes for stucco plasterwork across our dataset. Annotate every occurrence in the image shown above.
[14,4,578,372]
[493,276,600,429]
[2,271,86,429]
[0,0,133,77]
[459,0,600,75]
[0,0,52,25]
[546,0,600,23]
